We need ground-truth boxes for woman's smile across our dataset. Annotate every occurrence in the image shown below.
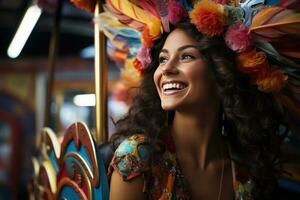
[161,80,188,95]
[154,28,217,111]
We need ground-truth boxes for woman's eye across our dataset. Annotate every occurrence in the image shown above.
[159,56,168,64]
[181,54,194,60]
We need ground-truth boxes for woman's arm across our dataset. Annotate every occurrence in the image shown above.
[109,170,147,200]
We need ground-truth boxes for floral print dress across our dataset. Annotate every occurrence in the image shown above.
[109,134,254,200]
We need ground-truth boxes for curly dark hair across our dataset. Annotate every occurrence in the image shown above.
[110,21,288,200]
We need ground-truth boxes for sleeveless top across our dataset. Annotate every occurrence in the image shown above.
[109,134,255,200]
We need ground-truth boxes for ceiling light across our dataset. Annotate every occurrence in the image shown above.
[7,5,42,58]
[73,94,96,107]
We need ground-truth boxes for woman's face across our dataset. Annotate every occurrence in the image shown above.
[153,28,218,111]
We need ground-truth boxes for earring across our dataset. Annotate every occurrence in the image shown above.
[221,111,227,136]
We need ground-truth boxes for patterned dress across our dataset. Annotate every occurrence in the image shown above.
[109,134,255,200]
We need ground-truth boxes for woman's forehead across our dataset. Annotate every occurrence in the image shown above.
[162,28,198,50]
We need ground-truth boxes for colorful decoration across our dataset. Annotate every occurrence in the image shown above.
[101,0,299,136]
[225,22,252,53]
[69,0,300,133]
[250,6,300,59]
[155,0,170,32]
[30,122,109,200]
[190,0,225,36]
[106,0,162,41]
[136,46,152,70]
[256,67,287,92]
[168,1,188,24]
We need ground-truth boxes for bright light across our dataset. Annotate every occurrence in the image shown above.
[7,5,42,58]
[73,94,96,107]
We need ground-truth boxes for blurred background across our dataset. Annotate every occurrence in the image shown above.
[0,0,135,199]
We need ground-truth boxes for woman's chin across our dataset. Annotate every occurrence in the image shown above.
[161,102,180,111]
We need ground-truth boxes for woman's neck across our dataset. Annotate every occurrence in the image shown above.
[171,104,224,169]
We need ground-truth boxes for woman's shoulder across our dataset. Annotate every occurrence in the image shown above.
[109,134,153,180]
[114,134,150,153]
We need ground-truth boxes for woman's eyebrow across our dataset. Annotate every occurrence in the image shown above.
[178,45,199,51]
[160,45,199,54]
[160,49,168,53]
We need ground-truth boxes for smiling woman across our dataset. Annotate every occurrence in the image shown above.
[108,21,288,200]
[102,1,300,200]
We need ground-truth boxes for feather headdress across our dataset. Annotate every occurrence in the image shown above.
[71,0,300,132]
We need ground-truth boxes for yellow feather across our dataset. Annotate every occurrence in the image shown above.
[250,7,300,33]
[108,0,162,40]
[250,7,282,28]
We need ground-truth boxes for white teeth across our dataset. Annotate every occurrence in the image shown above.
[162,82,186,91]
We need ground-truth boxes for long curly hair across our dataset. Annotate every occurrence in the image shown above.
[111,21,288,199]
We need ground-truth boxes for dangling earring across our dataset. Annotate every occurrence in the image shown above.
[221,111,227,136]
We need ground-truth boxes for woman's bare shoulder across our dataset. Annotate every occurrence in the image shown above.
[110,169,147,200]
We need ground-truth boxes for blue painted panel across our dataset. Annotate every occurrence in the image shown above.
[65,141,92,169]
[92,156,109,200]
[49,150,59,172]
[58,186,82,200]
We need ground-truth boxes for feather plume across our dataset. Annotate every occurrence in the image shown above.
[250,5,300,128]
[255,42,300,69]
[129,0,159,17]
[154,0,170,32]
[250,6,300,59]
[106,0,162,40]
[103,3,145,32]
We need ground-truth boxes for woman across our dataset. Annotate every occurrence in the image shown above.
[107,21,286,200]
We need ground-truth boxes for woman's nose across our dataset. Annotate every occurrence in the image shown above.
[161,59,179,75]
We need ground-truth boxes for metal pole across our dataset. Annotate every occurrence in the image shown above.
[44,0,63,128]
[94,0,108,143]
